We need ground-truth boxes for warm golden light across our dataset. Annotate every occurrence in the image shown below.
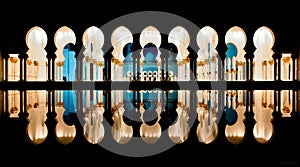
[55,107,76,145]
[82,26,104,81]
[7,54,20,81]
[281,53,292,81]
[26,26,48,81]
[225,26,247,81]
[111,26,133,63]
[225,90,246,144]
[112,106,133,144]
[139,100,162,144]
[168,105,190,144]
[196,26,218,81]
[281,90,293,117]
[253,90,274,144]
[84,106,105,144]
[253,26,275,81]
[196,90,218,144]
[54,26,76,81]
[26,91,48,144]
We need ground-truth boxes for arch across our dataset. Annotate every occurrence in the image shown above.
[25,26,48,81]
[82,26,104,61]
[140,26,161,48]
[225,26,247,61]
[253,26,275,81]
[196,26,218,81]
[54,26,76,81]
[82,26,105,81]
[169,26,190,61]
[111,26,133,62]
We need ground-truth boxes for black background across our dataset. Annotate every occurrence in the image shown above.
[1,1,300,166]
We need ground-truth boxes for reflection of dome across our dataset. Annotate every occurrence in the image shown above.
[253,122,274,144]
[197,122,218,144]
[225,124,246,145]
[225,108,238,126]
[140,123,161,144]
[142,109,158,126]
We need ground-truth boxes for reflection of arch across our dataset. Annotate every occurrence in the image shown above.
[84,106,105,144]
[26,26,48,81]
[253,122,274,144]
[196,90,218,144]
[253,90,274,144]
[26,106,48,144]
[26,90,48,144]
[139,90,162,144]
[225,90,246,144]
[55,106,76,145]
[112,106,133,144]
[54,26,76,81]
[196,109,218,144]
[168,105,189,144]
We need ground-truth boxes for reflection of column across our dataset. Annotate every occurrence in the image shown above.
[243,90,256,143]
[253,90,274,144]
[44,90,57,143]
[291,90,297,118]
[281,90,292,117]
[4,90,9,118]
